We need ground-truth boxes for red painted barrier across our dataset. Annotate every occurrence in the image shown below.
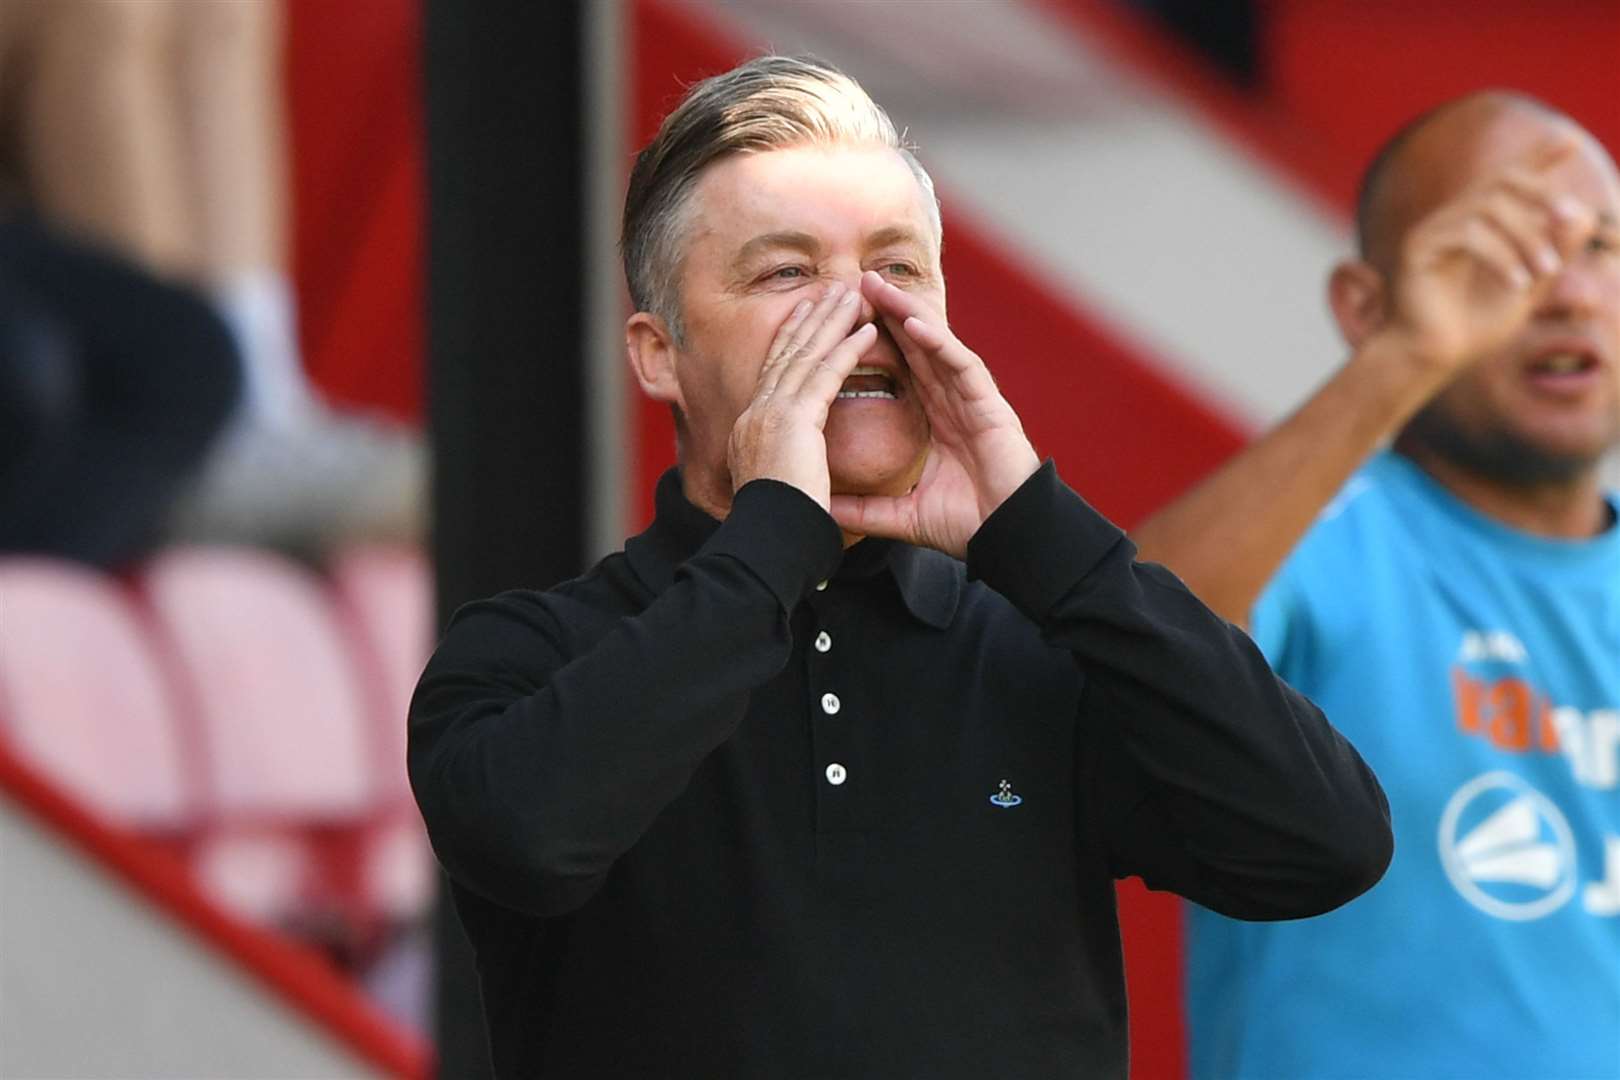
[0,739,433,1079]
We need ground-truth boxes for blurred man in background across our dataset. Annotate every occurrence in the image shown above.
[0,0,420,554]
[410,55,1390,1078]
[1134,92,1620,1078]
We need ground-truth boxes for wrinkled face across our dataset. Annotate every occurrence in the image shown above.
[1398,110,1620,481]
[667,143,940,501]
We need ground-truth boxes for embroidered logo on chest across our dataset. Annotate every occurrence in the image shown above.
[989,779,1022,808]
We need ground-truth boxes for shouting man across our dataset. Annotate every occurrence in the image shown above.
[410,55,1391,1078]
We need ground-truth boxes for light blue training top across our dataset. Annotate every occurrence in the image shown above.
[1186,450,1620,1080]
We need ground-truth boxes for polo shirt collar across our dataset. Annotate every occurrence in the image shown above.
[623,467,721,593]
[625,467,960,630]
[886,542,961,630]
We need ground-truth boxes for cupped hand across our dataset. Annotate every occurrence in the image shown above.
[829,271,1039,558]
[1382,138,1597,374]
[728,282,878,512]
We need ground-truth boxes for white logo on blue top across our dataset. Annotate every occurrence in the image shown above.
[1438,771,1576,921]
[1458,628,1529,664]
[989,779,1022,808]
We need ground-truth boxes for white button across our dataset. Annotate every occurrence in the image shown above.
[825,763,847,785]
[814,631,832,653]
[820,692,841,715]
[814,579,828,591]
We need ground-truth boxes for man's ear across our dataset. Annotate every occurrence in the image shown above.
[1328,258,1388,349]
[626,311,684,409]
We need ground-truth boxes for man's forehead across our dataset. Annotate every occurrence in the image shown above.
[689,144,937,252]
[734,224,932,259]
[1412,102,1617,207]
[1367,99,1620,261]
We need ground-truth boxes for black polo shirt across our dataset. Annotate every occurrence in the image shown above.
[409,462,1390,1078]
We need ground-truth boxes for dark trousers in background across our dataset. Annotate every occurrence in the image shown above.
[0,215,240,567]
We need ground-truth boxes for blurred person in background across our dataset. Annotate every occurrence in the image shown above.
[409,54,1391,1078]
[0,0,420,554]
[1133,92,1620,1078]
[0,211,238,566]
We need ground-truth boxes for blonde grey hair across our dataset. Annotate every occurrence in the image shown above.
[620,54,941,341]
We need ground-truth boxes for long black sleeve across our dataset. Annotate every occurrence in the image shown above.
[408,479,842,916]
[966,461,1392,919]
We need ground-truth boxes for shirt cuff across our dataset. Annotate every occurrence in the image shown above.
[965,460,1128,620]
[695,479,844,612]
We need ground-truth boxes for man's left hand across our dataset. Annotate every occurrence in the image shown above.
[830,272,1040,558]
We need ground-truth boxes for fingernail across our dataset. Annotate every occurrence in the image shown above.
[825,283,844,300]
[1538,249,1559,274]
[1555,196,1583,221]
[839,289,859,306]
[794,299,811,315]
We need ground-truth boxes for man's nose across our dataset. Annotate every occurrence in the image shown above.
[855,291,879,328]
[1536,254,1604,321]
[837,273,879,328]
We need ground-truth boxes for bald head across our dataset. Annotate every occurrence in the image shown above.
[1341,91,1620,497]
[1354,91,1616,271]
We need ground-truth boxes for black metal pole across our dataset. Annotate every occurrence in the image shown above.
[423,2,589,1074]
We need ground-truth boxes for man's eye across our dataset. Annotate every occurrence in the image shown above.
[879,262,919,279]
[765,266,808,281]
[1587,232,1620,257]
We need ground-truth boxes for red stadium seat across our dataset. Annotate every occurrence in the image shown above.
[0,558,196,836]
[140,547,379,930]
[329,545,432,803]
[329,545,436,922]
[142,547,377,821]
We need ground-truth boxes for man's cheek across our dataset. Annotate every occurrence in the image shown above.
[771,294,817,333]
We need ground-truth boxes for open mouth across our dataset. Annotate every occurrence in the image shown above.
[1528,351,1599,377]
[837,366,899,401]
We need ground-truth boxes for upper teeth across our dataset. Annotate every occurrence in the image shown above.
[838,365,896,399]
[1541,353,1586,373]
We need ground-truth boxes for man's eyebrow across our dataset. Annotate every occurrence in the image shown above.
[734,231,820,264]
[865,225,929,251]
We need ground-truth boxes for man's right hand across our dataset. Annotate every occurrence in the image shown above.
[1375,140,1595,375]
[727,282,876,513]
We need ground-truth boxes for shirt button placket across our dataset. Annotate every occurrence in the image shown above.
[818,687,847,801]
[806,589,854,837]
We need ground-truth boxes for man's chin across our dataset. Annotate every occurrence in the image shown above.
[827,445,929,501]
[1503,418,1620,476]
[1407,413,1611,487]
